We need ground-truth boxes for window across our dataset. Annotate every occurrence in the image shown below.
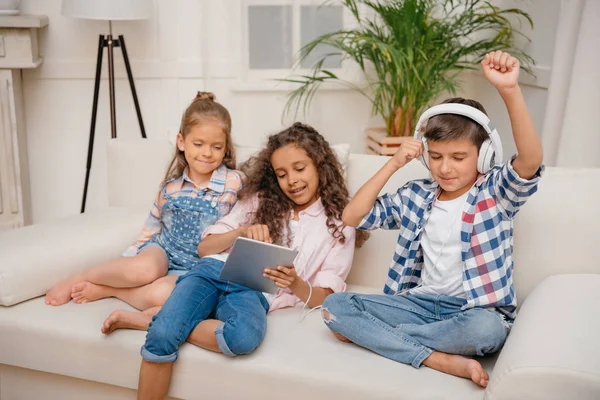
[242,0,345,82]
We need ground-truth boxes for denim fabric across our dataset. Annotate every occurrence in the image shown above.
[141,191,219,273]
[141,257,269,362]
[322,292,509,368]
[358,159,544,318]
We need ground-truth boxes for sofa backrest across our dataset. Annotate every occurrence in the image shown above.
[107,139,174,209]
[107,139,600,304]
[344,154,428,288]
[509,167,600,301]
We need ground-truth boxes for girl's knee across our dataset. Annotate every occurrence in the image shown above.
[227,331,263,355]
[127,257,167,285]
[220,319,266,356]
[144,317,181,358]
[149,280,176,306]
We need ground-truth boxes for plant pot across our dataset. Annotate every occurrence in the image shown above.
[366,127,405,156]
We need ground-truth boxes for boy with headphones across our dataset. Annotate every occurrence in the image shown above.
[322,51,544,387]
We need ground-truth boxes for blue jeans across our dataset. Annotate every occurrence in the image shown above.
[322,292,509,368]
[141,257,270,362]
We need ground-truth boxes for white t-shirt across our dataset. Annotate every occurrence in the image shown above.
[410,191,468,298]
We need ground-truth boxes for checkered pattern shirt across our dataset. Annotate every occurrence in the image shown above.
[358,157,543,319]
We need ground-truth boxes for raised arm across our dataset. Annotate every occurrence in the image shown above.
[342,138,423,227]
[481,51,543,179]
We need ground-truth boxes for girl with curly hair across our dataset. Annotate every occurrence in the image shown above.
[137,122,367,397]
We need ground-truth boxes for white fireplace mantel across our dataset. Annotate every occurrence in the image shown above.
[0,15,48,230]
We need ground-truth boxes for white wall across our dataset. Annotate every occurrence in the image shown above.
[20,0,373,223]
[16,0,572,223]
[554,0,600,168]
[459,0,560,160]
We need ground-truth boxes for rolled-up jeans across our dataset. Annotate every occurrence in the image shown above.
[322,292,509,368]
[141,257,270,362]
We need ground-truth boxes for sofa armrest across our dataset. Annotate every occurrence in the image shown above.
[485,274,600,400]
[0,207,147,306]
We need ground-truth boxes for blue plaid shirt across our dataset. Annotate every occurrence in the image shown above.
[358,157,544,319]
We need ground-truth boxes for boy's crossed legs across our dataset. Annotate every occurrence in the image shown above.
[322,292,508,387]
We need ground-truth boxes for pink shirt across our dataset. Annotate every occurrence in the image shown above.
[202,196,356,312]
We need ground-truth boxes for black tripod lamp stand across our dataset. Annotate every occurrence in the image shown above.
[61,0,152,213]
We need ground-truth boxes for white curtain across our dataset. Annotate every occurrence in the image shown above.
[542,0,600,168]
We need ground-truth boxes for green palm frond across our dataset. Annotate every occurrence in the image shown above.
[280,0,534,136]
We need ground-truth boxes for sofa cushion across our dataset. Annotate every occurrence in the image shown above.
[511,167,600,302]
[486,274,600,400]
[0,290,496,400]
[0,208,147,306]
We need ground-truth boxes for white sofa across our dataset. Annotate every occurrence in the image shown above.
[1,139,599,400]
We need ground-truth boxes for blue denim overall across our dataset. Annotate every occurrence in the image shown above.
[141,188,220,274]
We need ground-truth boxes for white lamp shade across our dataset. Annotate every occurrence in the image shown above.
[61,0,152,21]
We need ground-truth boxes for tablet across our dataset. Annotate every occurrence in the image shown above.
[218,237,299,294]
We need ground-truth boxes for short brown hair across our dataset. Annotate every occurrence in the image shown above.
[423,97,489,149]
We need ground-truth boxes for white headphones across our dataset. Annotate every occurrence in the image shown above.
[413,103,503,174]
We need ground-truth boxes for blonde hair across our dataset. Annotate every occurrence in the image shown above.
[162,92,236,185]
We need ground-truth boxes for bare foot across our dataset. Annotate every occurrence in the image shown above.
[45,278,78,306]
[101,310,152,334]
[422,351,489,388]
[71,281,112,304]
[332,331,352,343]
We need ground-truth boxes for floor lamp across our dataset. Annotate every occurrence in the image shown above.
[61,0,152,213]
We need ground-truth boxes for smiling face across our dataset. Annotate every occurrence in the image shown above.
[177,120,227,185]
[427,138,480,200]
[270,144,320,213]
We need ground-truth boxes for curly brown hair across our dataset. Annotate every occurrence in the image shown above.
[238,122,368,248]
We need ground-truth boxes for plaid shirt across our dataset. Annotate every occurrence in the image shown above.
[123,164,243,256]
[358,157,543,319]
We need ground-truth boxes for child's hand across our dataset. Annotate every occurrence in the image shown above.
[390,138,424,169]
[481,51,520,93]
[240,224,272,243]
[263,265,300,290]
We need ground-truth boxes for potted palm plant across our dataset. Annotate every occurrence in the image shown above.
[281,0,534,154]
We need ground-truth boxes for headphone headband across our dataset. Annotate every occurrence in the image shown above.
[414,103,503,172]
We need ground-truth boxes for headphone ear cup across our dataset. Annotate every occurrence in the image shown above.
[478,139,494,174]
[419,137,430,170]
